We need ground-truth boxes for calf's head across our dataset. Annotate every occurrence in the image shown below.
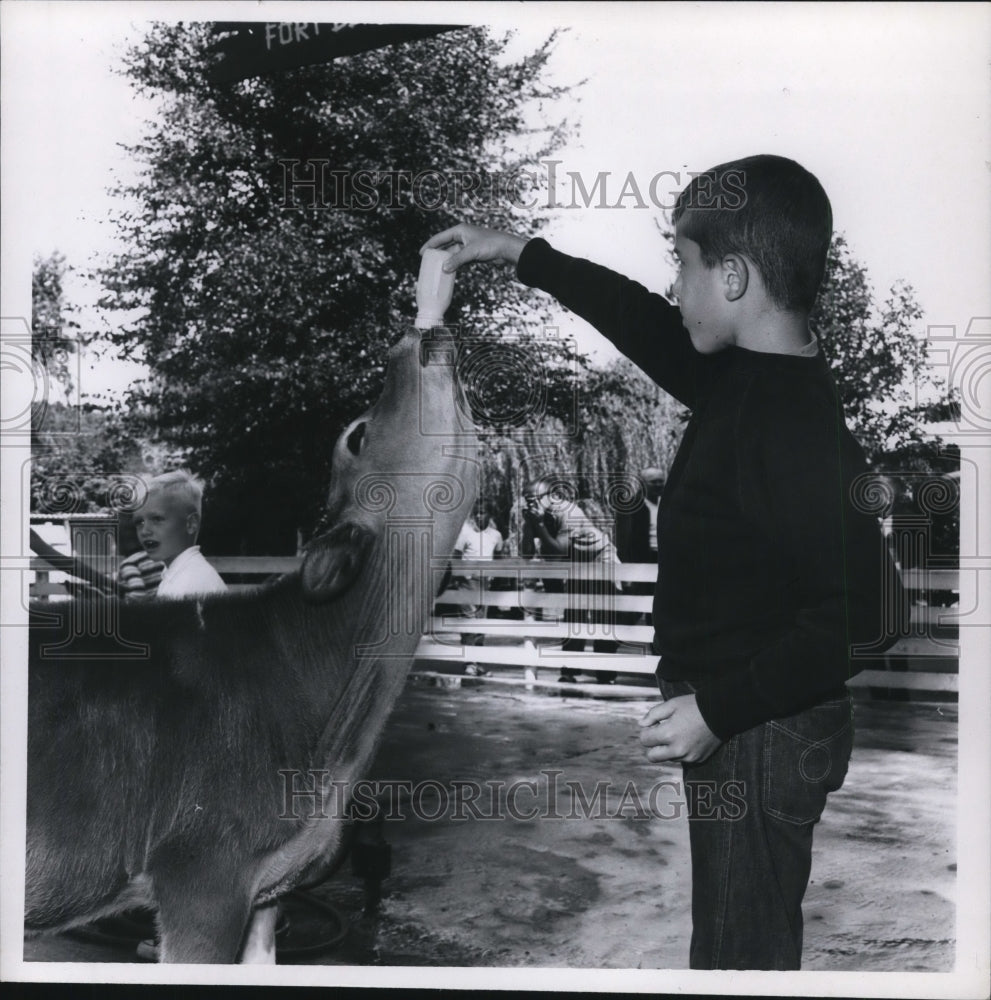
[301,327,477,604]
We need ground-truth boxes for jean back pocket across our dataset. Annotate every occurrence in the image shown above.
[762,697,854,825]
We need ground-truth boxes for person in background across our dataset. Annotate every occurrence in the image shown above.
[522,476,619,684]
[452,498,505,677]
[131,469,226,961]
[616,469,664,566]
[640,468,663,563]
[116,509,164,599]
[616,469,665,637]
[133,470,226,599]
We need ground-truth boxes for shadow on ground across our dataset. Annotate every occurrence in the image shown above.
[24,682,956,971]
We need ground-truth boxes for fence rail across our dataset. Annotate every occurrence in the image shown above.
[28,556,961,699]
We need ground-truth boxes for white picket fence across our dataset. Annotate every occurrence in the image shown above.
[30,556,961,700]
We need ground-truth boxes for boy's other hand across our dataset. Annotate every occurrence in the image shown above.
[420,224,526,272]
[639,695,722,765]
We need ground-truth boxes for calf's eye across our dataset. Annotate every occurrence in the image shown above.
[346,422,367,456]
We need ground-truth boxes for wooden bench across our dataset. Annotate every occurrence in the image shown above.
[28,556,960,700]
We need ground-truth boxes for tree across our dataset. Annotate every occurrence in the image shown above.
[31,254,160,516]
[31,252,78,403]
[99,23,586,554]
[460,355,686,550]
[812,234,952,462]
[30,404,151,515]
[573,358,685,492]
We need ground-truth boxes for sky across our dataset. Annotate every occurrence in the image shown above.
[2,1,989,399]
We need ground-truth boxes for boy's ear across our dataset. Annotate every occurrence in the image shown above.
[721,254,749,302]
[301,522,375,603]
[186,511,201,539]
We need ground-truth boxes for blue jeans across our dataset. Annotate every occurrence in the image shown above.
[657,678,854,970]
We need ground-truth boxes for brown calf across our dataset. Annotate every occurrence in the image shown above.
[25,326,478,962]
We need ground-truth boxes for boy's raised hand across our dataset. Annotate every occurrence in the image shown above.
[420,224,526,273]
[639,695,723,765]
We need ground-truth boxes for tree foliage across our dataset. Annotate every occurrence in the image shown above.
[467,357,685,548]
[812,234,950,461]
[101,23,952,558]
[31,255,162,515]
[100,23,586,553]
[32,252,78,401]
[31,404,150,515]
[574,358,685,488]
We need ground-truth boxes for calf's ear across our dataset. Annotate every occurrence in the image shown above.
[301,523,375,603]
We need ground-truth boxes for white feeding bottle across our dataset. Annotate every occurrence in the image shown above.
[415,248,456,329]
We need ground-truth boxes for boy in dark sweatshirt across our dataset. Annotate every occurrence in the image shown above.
[423,154,902,969]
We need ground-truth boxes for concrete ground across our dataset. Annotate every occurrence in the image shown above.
[23,674,957,971]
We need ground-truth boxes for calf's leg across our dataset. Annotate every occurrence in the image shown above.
[239,902,279,964]
[151,851,256,964]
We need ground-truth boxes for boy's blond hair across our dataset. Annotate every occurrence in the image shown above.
[146,470,205,517]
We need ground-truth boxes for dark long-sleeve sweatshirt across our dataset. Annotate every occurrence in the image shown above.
[517,238,904,739]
